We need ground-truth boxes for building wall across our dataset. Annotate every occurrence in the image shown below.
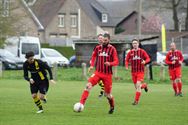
[75,40,127,66]
[101,27,115,35]
[79,7,97,39]
[118,13,138,35]
[45,0,97,43]
[75,40,158,67]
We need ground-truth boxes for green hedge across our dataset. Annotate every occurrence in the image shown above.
[41,43,75,59]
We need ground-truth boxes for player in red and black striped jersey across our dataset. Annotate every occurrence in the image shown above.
[96,33,105,98]
[165,42,184,97]
[78,33,119,114]
[125,39,150,105]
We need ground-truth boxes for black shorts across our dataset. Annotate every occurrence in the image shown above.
[30,79,49,94]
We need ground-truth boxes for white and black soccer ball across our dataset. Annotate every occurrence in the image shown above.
[73,102,84,112]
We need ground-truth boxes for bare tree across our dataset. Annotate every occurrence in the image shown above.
[142,15,162,33]
[0,0,23,47]
[185,0,188,30]
[143,0,183,31]
[172,0,181,30]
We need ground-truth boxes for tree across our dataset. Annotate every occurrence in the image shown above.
[185,0,188,30]
[142,0,183,31]
[142,15,162,33]
[115,27,125,34]
[0,0,22,47]
[172,0,181,31]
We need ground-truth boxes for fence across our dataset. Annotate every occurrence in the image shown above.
[1,65,187,83]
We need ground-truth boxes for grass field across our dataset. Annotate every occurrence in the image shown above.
[0,78,188,125]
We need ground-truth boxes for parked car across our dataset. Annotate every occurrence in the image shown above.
[183,53,188,66]
[41,48,69,67]
[69,55,76,67]
[157,51,188,66]
[156,51,167,65]
[5,36,41,60]
[0,49,24,70]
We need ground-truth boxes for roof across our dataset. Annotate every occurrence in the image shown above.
[30,0,115,28]
[77,0,115,27]
[30,0,66,28]
[99,0,137,26]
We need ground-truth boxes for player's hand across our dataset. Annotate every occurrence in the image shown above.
[172,60,176,64]
[88,66,94,73]
[179,61,182,65]
[104,62,110,66]
[29,78,35,84]
[50,79,56,84]
[141,60,145,65]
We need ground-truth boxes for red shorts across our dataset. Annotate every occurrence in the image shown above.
[88,71,112,94]
[131,72,144,84]
[169,67,182,80]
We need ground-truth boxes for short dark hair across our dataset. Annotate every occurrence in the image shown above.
[131,38,143,49]
[103,33,110,39]
[132,38,139,43]
[97,33,103,37]
[25,51,34,59]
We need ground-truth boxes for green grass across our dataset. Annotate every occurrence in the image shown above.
[0,79,188,125]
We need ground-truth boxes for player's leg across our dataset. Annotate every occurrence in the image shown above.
[141,81,148,92]
[176,78,183,96]
[176,67,183,97]
[132,81,141,105]
[106,93,114,114]
[103,74,114,114]
[39,80,49,103]
[169,70,178,96]
[30,84,43,113]
[132,73,145,105]
[172,80,178,96]
[80,73,100,105]
[98,80,105,98]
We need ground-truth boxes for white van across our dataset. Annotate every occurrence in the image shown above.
[4,36,41,60]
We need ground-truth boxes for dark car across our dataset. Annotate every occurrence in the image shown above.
[69,55,76,67]
[0,49,24,70]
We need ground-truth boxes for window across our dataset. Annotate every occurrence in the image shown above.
[49,33,58,38]
[70,15,77,28]
[58,14,65,27]
[102,13,108,23]
[22,43,39,55]
[2,0,9,17]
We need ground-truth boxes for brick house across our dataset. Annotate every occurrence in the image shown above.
[29,0,116,44]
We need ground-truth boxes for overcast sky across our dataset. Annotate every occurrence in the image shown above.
[99,0,127,1]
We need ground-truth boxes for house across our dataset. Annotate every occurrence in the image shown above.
[28,0,116,45]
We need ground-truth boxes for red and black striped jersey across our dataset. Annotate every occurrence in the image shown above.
[90,44,119,74]
[165,50,183,70]
[125,48,150,73]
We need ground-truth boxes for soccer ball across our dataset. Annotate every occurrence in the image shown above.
[73,102,84,112]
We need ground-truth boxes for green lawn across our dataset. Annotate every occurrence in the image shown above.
[0,79,188,125]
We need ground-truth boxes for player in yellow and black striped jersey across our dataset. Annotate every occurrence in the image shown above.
[23,51,56,113]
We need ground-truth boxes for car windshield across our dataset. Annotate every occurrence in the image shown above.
[43,49,62,57]
[158,52,167,56]
[22,43,39,54]
[0,50,15,58]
